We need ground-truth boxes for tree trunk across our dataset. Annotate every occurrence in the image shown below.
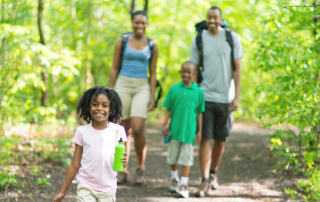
[144,0,148,13]
[85,0,93,90]
[38,0,48,106]
[130,0,135,15]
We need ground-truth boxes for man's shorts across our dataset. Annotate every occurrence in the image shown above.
[167,140,194,166]
[202,101,234,142]
[114,75,150,120]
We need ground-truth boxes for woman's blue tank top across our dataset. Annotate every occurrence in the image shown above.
[119,35,151,79]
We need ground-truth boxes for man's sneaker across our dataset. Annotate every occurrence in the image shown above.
[178,184,189,198]
[134,168,145,185]
[209,174,219,190]
[117,171,128,184]
[195,181,210,197]
[169,179,179,193]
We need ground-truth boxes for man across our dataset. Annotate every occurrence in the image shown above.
[189,6,243,197]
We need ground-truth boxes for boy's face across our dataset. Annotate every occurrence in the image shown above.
[179,64,195,84]
[90,93,110,123]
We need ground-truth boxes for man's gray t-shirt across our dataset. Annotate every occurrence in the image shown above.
[189,29,244,103]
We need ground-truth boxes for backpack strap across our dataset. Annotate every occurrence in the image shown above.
[224,27,236,71]
[119,32,132,73]
[195,30,204,83]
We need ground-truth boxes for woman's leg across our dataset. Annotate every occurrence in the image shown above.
[130,117,147,169]
[119,119,131,173]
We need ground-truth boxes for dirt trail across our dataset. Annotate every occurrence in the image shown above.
[1,123,295,202]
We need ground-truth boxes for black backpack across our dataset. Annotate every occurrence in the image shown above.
[195,20,235,83]
[119,32,162,108]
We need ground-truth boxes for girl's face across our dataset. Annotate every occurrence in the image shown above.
[90,93,111,124]
[132,14,148,36]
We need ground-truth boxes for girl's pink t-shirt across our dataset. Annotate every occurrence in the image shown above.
[73,122,127,193]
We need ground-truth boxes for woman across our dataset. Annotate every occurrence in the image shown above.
[108,10,158,185]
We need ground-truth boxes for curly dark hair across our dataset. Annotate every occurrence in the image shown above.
[77,86,123,124]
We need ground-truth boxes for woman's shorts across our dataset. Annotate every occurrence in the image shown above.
[77,187,116,202]
[166,140,194,166]
[114,75,150,120]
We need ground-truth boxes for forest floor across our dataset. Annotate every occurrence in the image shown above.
[0,123,301,202]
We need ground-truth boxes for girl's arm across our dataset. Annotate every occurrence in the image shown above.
[53,144,83,202]
[194,113,202,144]
[108,38,122,89]
[162,110,171,137]
[148,42,158,111]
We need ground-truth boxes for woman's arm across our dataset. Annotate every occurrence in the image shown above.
[53,144,83,202]
[108,38,122,89]
[148,42,158,111]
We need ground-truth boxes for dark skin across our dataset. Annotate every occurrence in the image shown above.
[162,63,203,178]
[108,14,158,171]
[196,8,242,180]
[53,94,128,202]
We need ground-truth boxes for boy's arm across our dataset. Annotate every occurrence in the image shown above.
[162,110,171,137]
[53,144,83,202]
[195,113,202,144]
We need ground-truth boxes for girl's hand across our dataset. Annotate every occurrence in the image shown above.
[121,153,128,168]
[148,98,155,112]
[53,193,66,202]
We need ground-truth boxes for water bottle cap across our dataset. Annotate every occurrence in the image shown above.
[119,138,123,142]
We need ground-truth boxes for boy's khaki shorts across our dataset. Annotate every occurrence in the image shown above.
[166,140,194,166]
[114,75,150,120]
[77,187,116,202]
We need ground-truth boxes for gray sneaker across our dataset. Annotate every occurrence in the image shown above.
[169,179,179,193]
[195,181,210,197]
[209,174,218,190]
[178,184,189,198]
[134,168,145,185]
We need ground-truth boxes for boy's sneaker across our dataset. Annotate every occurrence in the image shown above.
[134,168,145,185]
[195,181,210,197]
[169,179,179,193]
[209,174,219,190]
[178,184,189,198]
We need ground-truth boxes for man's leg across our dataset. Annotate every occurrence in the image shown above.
[211,139,225,171]
[199,138,212,178]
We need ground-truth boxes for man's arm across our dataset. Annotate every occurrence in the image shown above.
[229,59,241,111]
[162,110,171,137]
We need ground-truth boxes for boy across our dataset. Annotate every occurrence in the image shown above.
[162,61,205,198]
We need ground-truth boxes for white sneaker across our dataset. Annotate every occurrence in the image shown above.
[178,184,189,198]
[169,179,179,193]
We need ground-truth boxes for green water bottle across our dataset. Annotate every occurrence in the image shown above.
[113,138,126,171]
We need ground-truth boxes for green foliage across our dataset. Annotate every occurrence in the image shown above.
[255,0,320,200]
[0,170,17,188]
[37,177,52,187]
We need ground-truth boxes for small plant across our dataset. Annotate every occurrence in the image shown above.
[37,177,51,186]
[0,170,17,188]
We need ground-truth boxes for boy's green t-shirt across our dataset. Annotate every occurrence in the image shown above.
[163,81,205,144]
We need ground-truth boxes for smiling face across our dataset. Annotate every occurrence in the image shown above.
[90,93,110,126]
[206,8,223,34]
[132,14,148,36]
[180,63,195,86]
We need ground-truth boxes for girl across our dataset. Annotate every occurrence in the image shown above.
[108,10,158,185]
[53,86,127,202]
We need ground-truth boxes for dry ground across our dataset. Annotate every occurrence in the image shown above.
[1,123,299,202]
